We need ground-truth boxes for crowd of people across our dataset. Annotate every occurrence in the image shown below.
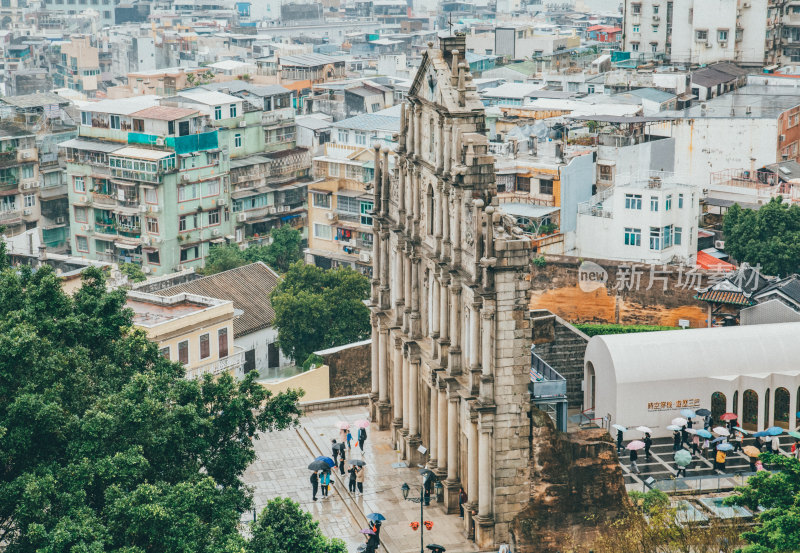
[309,424,369,501]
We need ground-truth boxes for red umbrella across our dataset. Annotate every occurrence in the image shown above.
[720,413,738,421]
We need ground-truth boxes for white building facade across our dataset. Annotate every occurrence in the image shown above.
[575,175,699,264]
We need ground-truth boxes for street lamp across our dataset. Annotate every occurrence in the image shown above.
[401,468,435,553]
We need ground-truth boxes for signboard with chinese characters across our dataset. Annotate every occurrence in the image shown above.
[647,398,701,412]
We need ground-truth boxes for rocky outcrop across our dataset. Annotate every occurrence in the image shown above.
[511,407,629,553]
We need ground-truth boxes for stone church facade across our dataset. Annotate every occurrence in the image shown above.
[368,33,537,548]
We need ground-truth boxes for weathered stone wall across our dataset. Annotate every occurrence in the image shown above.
[530,255,709,328]
[511,408,630,553]
[318,341,371,398]
[531,311,589,408]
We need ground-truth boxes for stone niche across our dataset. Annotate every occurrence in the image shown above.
[510,408,629,553]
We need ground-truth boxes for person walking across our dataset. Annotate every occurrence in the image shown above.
[346,430,353,450]
[672,429,682,452]
[347,465,357,493]
[691,433,700,455]
[459,487,468,518]
[356,465,365,494]
[423,474,433,506]
[365,531,380,553]
[702,438,710,459]
[644,433,653,460]
[676,462,687,478]
[332,439,339,464]
[731,430,743,452]
[765,434,775,454]
[754,436,764,452]
[716,449,727,473]
[704,414,712,430]
[616,429,623,453]
[339,456,346,476]
[629,448,640,474]
[358,426,368,453]
[310,471,319,501]
[320,470,330,498]
[681,425,688,445]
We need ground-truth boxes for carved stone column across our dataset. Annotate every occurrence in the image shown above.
[409,256,421,339]
[447,281,462,376]
[403,248,412,334]
[451,188,462,266]
[443,122,452,176]
[469,301,482,394]
[434,182,443,257]
[435,386,448,479]
[393,241,404,326]
[439,272,450,363]
[480,301,495,404]
[466,416,479,520]
[415,105,422,160]
[444,394,460,514]
[436,114,445,174]
[405,356,423,465]
[392,335,403,435]
[428,378,438,470]
[475,421,494,547]
[377,323,390,430]
[441,184,451,261]
[402,348,409,433]
[369,315,379,420]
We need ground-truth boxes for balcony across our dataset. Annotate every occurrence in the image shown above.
[0,210,22,225]
[92,193,117,207]
[0,180,18,194]
[261,108,295,126]
[188,347,245,379]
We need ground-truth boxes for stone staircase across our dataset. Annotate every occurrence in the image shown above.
[530,310,589,408]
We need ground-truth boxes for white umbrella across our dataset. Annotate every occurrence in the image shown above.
[713,426,730,437]
[686,428,699,435]
[667,425,682,431]
[636,426,653,434]
[672,417,688,427]
[612,424,628,432]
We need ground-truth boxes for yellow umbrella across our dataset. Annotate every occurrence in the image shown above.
[743,445,761,457]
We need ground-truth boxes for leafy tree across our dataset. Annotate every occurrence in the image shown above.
[248,498,346,553]
[0,260,305,552]
[723,197,800,276]
[203,226,303,275]
[119,262,147,283]
[271,261,370,363]
[726,453,800,553]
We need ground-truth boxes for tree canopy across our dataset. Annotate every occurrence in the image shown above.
[203,226,303,275]
[726,454,800,553]
[723,197,800,276]
[270,262,371,363]
[0,261,306,553]
[248,498,346,553]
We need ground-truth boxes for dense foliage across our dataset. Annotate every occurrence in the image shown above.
[203,226,303,275]
[270,262,371,363]
[572,323,680,337]
[723,197,800,276]
[726,454,800,553]
[0,262,305,552]
[248,498,346,553]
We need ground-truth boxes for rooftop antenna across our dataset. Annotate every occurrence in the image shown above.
[448,12,453,36]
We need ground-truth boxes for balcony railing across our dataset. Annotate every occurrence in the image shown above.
[188,348,245,379]
[0,210,21,224]
[529,348,567,399]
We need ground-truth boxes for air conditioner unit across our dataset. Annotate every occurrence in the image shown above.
[236,212,247,222]
[55,216,65,224]
[141,236,151,245]
[326,211,336,220]
[715,240,725,249]
[268,206,277,214]
[182,173,191,181]
[652,15,660,21]
[743,1,750,6]
[152,237,162,244]
[720,41,727,47]
[781,134,786,142]
[238,121,247,128]
[21,152,31,159]
[150,205,160,213]
[142,266,152,274]
[23,209,32,216]
[139,204,147,212]
[212,228,221,236]
[216,197,227,206]
[359,252,371,263]
[156,138,165,146]
[705,42,712,48]
[23,183,30,189]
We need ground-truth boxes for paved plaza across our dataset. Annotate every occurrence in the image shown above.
[243,405,481,553]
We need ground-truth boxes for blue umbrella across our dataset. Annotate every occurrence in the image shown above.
[767,426,784,436]
[752,431,769,438]
[717,443,734,451]
[711,436,726,444]
[733,426,749,434]
[366,513,386,522]
[681,408,696,419]
[315,456,335,468]
[696,429,713,438]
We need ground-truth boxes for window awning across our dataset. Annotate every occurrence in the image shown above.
[114,242,139,250]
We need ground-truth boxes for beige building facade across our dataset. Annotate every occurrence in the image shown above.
[128,290,245,380]
[369,34,536,549]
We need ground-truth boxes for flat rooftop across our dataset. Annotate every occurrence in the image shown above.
[128,298,208,327]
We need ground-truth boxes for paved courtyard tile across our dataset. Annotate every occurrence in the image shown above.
[243,405,481,553]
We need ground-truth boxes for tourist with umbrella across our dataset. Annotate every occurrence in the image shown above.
[336,421,349,444]
[720,412,738,432]
[350,459,367,494]
[668,425,682,452]
[348,462,358,493]
[320,469,331,498]
[674,449,691,477]
[716,443,732,472]
[310,470,319,501]
[730,428,743,452]
[636,426,653,458]
[688,429,701,455]
[356,419,370,453]
[766,426,784,453]
[627,440,645,474]
[367,513,385,541]
[613,424,627,453]
[743,445,760,471]
[360,528,378,553]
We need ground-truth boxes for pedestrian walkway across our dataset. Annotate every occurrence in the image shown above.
[243,405,480,553]
[618,435,797,493]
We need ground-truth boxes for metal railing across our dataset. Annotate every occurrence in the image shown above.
[529,348,567,398]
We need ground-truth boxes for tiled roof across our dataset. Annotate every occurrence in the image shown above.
[153,262,280,337]
[695,250,735,271]
[694,289,755,306]
[131,105,200,120]
[332,113,400,132]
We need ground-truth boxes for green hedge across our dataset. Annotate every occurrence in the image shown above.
[573,323,680,337]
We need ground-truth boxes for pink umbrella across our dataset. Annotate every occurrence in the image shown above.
[355,419,371,429]
[626,440,646,450]
[336,421,350,430]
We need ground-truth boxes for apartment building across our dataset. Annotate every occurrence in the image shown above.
[623,0,782,66]
[63,96,233,276]
[55,36,102,98]
[305,143,377,275]
[575,175,699,264]
[128,290,245,380]
[0,92,79,253]
[39,0,119,27]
